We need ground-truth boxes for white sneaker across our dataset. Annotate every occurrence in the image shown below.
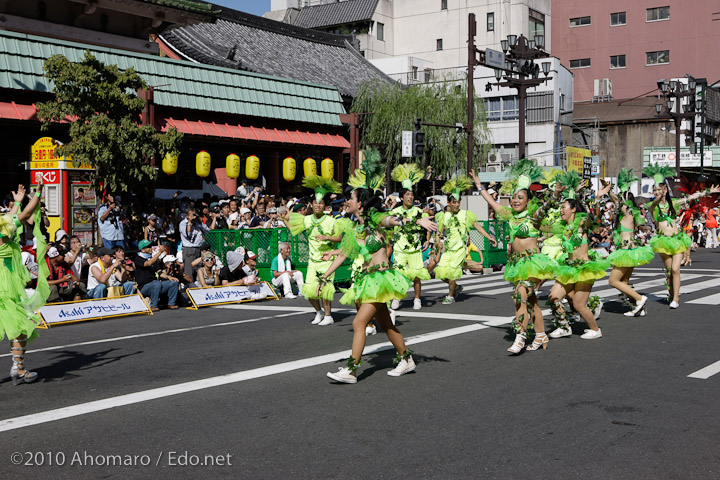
[327,367,357,384]
[549,326,572,338]
[628,296,648,316]
[311,311,323,325]
[669,301,679,309]
[390,299,400,310]
[285,293,297,299]
[592,301,603,320]
[389,309,397,325]
[580,328,602,339]
[365,325,377,336]
[637,309,646,317]
[413,298,422,310]
[318,315,334,326]
[387,356,416,376]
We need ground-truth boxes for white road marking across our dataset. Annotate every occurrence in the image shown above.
[649,278,720,297]
[688,360,720,379]
[687,292,720,305]
[0,323,501,433]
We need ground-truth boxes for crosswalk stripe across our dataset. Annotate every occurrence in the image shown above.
[687,292,720,305]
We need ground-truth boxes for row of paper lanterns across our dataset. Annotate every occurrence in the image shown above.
[162,152,333,181]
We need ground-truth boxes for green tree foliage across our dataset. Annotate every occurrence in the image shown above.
[35,51,183,193]
[350,78,492,177]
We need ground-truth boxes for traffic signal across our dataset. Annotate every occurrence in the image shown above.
[412,130,425,157]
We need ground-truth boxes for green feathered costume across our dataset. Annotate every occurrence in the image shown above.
[607,168,655,267]
[642,163,691,255]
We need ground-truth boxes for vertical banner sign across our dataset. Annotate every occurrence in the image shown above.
[583,156,593,187]
[402,131,413,158]
[566,146,591,175]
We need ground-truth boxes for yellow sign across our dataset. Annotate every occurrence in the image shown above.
[31,137,63,163]
[30,161,59,169]
[566,146,591,174]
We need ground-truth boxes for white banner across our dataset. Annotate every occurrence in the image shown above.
[648,150,712,167]
[38,294,152,326]
[401,131,413,157]
[186,282,278,308]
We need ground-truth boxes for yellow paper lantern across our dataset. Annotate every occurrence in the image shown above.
[246,155,260,180]
[162,153,178,175]
[226,153,241,179]
[196,151,211,178]
[321,157,334,179]
[283,157,296,182]
[303,157,317,177]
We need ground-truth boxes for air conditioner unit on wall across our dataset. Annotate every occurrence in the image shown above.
[603,78,613,97]
[593,79,601,97]
[486,162,504,173]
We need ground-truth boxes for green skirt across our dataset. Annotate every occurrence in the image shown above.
[650,232,691,255]
[340,269,411,306]
[504,251,557,283]
[555,256,610,285]
[607,245,654,268]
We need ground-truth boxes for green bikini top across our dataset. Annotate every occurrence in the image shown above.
[364,233,385,254]
[507,211,540,242]
[653,202,678,224]
[560,213,589,252]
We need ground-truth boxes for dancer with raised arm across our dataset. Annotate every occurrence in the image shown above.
[0,182,49,385]
[471,160,557,353]
[643,164,720,309]
[606,169,655,317]
[321,151,437,383]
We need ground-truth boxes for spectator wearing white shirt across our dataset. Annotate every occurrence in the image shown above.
[179,207,215,277]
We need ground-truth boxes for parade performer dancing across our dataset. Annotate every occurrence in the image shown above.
[434,174,495,305]
[321,153,437,383]
[472,161,556,353]
[547,171,610,340]
[1,182,49,385]
[606,169,655,317]
[643,164,719,308]
[287,174,343,326]
[389,163,430,311]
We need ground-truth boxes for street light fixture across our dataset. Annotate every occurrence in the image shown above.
[656,74,698,182]
[507,34,517,47]
[542,61,551,76]
[500,39,508,53]
[534,35,544,49]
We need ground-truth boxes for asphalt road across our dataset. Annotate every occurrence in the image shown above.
[2,250,720,479]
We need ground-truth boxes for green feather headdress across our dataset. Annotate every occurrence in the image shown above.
[558,170,582,200]
[617,168,639,193]
[391,163,424,191]
[542,168,564,189]
[348,147,386,192]
[302,175,342,203]
[441,173,473,201]
[508,158,544,194]
[642,163,676,186]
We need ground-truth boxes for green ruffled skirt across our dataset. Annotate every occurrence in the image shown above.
[650,232,691,255]
[504,251,558,283]
[554,256,610,285]
[607,245,655,268]
[0,254,41,342]
[340,269,411,306]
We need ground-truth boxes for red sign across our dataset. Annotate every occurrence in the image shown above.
[33,170,60,184]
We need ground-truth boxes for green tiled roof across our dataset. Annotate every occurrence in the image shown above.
[140,0,219,15]
[0,30,345,126]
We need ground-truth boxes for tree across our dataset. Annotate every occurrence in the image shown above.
[350,78,492,177]
[35,51,183,193]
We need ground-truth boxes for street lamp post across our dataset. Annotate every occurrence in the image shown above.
[656,76,696,183]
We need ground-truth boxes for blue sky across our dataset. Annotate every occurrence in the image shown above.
[210,0,272,16]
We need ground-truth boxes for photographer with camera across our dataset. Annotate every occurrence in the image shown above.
[97,194,125,249]
[179,206,216,278]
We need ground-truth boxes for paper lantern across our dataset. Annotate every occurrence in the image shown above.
[283,157,296,182]
[303,157,317,177]
[162,153,178,175]
[246,155,260,180]
[196,151,211,178]
[321,157,334,179]
[226,153,240,179]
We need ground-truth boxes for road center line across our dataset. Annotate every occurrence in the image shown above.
[688,360,720,379]
[0,323,494,433]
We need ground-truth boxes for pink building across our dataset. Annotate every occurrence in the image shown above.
[552,1,720,101]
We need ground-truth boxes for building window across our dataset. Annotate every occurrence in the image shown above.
[529,9,545,38]
[436,38,443,50]
[610,11,626,26]
[487,12,494,31]
[569,58,591,69]
[424,68,433,83]
[412,66,418,80]
[484,96,520,122]
[646,50,669,65]
[376,22,384,41]
[610,54,626,69]
[647,6,670,21]
[569,16,591,27]
[441,0,447,10]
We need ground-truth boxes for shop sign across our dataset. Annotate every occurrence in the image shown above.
[566,146,591,174]
[31,137,63,164]
[32,170,60,184]
[648,150,711,167]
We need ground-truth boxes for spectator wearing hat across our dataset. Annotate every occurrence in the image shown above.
[144,214,160,245]
[97,194,125,249]
[46,246,86,302]
[179,207,216,278]
[237,207,252,229]
[330,198,345,219]
[111,245,136,286]
[86,247,133,299]
[133,239,179,311]
[243,251,260,278]
[271,242,303,298]
[263,207,286,228]
[236,179,249,198]
[220,247,257,286]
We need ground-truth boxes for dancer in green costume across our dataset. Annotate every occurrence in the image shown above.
[286,175,343,326]
[389,163,430,311]
[644,164,719,308]
[434,174,496,305]
[1,182,50,385]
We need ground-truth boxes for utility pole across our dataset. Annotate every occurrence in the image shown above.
[468,14,476,173]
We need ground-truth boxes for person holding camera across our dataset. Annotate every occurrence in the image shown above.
[46,246,86,302]
[86,247,133,299]
[98,194,125,249]
[179,207,216,278]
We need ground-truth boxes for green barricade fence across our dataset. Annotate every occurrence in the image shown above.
[205,221,508,284]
